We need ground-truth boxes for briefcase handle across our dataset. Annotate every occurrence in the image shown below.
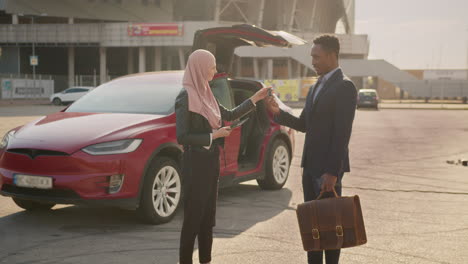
[316,188,339,200]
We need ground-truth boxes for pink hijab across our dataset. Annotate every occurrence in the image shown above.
[183,49,221,129]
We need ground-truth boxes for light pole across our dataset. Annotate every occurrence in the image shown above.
[31,15,35,98]
[466,27,468,74]
[19,13,46,98]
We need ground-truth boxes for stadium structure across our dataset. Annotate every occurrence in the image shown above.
[1,0,464,99]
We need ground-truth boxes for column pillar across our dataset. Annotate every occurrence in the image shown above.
[178,47,186,70]
[289,0,298,31]
[154,47,161,71]
[214,0,221,22]
[260,59,267,80]
[127,48,134,74]
[99,47,106,84]
[12,14,18,24]
[68,47,75,87]
[295,60,301,78]
[267,59,274,79]
[138,47,146,73]
[287,58,293,79]
[253,58,259,79]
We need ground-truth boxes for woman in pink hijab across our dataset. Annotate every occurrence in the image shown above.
[175,49,269,264]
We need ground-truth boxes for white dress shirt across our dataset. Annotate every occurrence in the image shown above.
[313,67,340,102]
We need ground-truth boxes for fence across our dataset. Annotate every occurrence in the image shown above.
[0,73,118,99]
[397,80,468,99]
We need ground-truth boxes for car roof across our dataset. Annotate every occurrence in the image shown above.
[359,89,377,92]
[107,71,185,85]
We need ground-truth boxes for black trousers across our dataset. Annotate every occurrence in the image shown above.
[302,169,344,264]
[179,147,220,264]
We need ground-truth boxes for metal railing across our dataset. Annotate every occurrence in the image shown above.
[0,21,222,47]
[398,80,468,99]
[0,24,101,45]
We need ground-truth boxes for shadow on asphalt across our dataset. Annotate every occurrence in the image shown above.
[0,182,292,264]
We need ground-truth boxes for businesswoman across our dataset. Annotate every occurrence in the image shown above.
[175,49,269,264]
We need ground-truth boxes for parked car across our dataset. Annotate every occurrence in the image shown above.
[50,86,94,105]
[0,24,303,224]
[357,89,379,109]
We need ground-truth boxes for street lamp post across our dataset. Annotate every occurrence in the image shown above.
[31,16,35,98]
[19,13,46,98]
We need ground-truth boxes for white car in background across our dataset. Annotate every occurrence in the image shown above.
[50,86,94,105]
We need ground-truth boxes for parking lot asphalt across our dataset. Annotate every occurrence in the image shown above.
[0,105,467,264]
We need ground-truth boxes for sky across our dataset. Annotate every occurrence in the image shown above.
[355,0,468,69]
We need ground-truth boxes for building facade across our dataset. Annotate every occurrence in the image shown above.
[0,0,368,95]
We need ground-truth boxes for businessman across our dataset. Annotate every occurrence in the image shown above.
[266,35,357,264]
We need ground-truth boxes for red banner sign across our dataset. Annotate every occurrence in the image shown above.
[128,23,183,36]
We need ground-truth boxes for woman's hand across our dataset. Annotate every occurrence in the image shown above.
[250,87,272,104]
[265,96,280,115]
[213,126,232,139]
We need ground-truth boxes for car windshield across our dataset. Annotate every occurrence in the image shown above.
[359,92,376,97]
[66,73,183,115]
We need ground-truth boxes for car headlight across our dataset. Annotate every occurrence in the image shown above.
[82,139,143,155]
[0,130,15,149]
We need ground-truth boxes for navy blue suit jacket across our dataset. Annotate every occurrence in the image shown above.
[275,68,357,178]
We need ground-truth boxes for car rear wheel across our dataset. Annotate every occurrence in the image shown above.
[257,139,290,190]
[137,157,182,224]
[52,98,62,106]
[12,198,55,211]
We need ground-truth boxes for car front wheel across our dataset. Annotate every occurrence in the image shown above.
[257,139,290,190]
[137,157,182,224]
[12,198,55,211]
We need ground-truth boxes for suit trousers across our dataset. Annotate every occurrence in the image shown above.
[302,168,344,264]
[179,147,220,264]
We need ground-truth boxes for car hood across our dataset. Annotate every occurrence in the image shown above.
[8,112,167,154]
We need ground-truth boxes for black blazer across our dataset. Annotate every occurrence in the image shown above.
[275,69,357,177]
[175,89,255,150]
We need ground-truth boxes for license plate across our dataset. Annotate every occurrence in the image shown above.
[14,174,53,189]
[364,101,371,104]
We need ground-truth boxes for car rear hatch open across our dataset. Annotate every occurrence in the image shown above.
[192,24,306,74]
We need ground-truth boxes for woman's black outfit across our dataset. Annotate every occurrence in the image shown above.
[175,89,255,264]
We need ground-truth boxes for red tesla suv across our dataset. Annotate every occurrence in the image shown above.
[0,24,303,224]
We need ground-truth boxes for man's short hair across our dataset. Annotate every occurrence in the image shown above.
[313,35,340,57]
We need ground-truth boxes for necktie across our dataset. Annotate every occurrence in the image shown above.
[310,77,324,103]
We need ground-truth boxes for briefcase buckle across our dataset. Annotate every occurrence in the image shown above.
[336,225,344,237]
[312,228,320,239]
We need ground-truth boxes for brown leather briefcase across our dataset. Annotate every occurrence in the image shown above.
[296,190,367,251]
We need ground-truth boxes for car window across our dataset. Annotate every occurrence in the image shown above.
[210,77,235,109]
[65,75,183,115]
[359,91,376,97]
[75,88,90,93]
[65,88,81,93]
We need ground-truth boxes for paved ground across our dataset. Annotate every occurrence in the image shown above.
[0,106,467,264]
[378,103,468,110]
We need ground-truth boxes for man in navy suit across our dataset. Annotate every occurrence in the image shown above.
[267,35,357,264]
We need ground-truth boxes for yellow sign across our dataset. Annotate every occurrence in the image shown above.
[300,77,319,99]
[264,79,300,102]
